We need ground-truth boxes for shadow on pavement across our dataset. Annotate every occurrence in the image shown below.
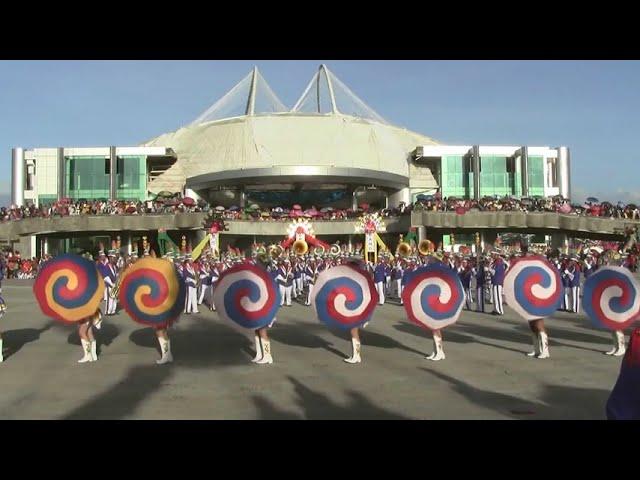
[67,324,120,357]
[2,322,53,360]
[129,321,251,367]
[421,367,610,419]
[251,376,408,420]
[62,364,174,420]
[268,324,345,359]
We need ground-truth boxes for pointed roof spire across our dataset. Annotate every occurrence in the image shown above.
[291,64,387,124]
[190,67,287,126]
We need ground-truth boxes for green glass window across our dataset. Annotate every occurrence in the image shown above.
[65,156,110,200]
[527,156,544,196]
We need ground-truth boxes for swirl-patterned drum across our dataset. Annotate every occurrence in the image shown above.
[33,254,104,323]
[118,258,185,328]
[401,264,464,330]
[213,263,280,329]
[582,266,640,330]
[503,255,563,321]
[311,264,379,330]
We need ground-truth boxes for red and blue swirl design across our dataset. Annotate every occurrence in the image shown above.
[583,266,640,330]
[34,253,104,323]
[503,256,562,321]
[401,264,464,330]
[213,263,280,329]
[311,264,378,330]
[119,258,185,328]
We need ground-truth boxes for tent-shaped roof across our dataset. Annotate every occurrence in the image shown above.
[189,67,287,125]
[291,64,387,124]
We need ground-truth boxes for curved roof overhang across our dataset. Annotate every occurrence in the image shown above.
[186,166,409,191]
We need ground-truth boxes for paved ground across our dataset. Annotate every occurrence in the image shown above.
[0,279,622,419]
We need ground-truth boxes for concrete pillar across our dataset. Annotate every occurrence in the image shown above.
[520,146,529,197]
[472,145,480,201]
[388,187,411,208]
[11,147,25,207]
[557,146,571,199]
[551,232,569,253]
[417,226,426,243]
[239,186,246,208]
[109,146,117,201]
[352,188,359,211]
[43,236,49,255]
[57,147,65,200]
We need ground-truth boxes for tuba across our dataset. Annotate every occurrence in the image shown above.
[292,239,308,256]
[418,239,435,256]
[396,242,411,257]
[314,245,326,256]
[330,244,341,256]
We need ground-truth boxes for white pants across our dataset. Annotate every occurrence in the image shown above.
[464,288,472,310]
[492,285,504,315]
[279,285,292,306]
[185,285,198,313]
[306,284,314,305]
[106,287,117,315]
[296,277,303,293]
[292,280,298,298]
[376,281,385,305]
[476,287,485,312]
[571,286,580,313]
[396,279,402,300]
[385,276,391,293]
[198,284,207,304]
[564,287,571,311]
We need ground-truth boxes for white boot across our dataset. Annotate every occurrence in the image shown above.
[613,330,626,357]
[427,333,445,361]
[344,338,362,364]
[156,337,173,365]
[251,335,263,363]
[256,339,273,364]
[0,338,4,363]
[90,340,98,361]
[536,331,550,359]
[78,339,93,363]
[527,332,540,357]
[605,331,619,355]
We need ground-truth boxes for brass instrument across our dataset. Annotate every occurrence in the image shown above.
[396,242,411,257]
[109,265,129,299]
[256,246,267,255]
[292,239,308,256]
[418,239,435,256]
[269,244,284,259]
[313,245,326,256]
[330,244,341,256]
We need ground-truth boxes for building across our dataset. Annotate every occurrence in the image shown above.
[7,64,573,256]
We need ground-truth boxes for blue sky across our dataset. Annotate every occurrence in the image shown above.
[0,60,638,204]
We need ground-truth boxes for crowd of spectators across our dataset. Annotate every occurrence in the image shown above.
[0,250,43,279]
[1,193,639,224]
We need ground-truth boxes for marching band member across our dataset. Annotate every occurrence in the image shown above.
[489,252,507,315]
[392,259,404,303]
[560,256,571,311]
[208,262,221,311]
[103,251,118,316]
[373,259,386,305]
[293,259,303,300]
[566,257,581,313]
[385,259,392,295]
[472,258,487,313]
[304,259,317,306]
[183,257,199,314]
[197,260,210,306]
[458,258,473,310]
[276,259,293,306]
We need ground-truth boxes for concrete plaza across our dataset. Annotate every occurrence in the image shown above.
[0,279,621,419]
